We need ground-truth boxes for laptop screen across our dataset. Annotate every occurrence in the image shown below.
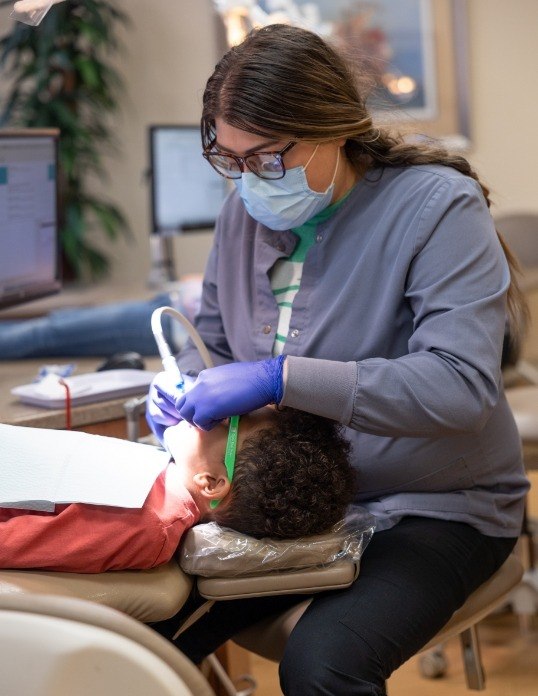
[0,129,61,309]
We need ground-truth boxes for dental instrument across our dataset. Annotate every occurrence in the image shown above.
[150,306,214,383]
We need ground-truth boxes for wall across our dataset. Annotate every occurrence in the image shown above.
[467,0,538,212]
[93,0,538,284]
[95,0,222,284]
[1,1,537,286]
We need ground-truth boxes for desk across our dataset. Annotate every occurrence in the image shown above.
[0,357,161,437]
[0,280,162,435]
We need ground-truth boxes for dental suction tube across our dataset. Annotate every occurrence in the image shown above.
[150,306,214,377]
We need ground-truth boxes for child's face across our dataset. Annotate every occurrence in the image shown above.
[163,407,274,484]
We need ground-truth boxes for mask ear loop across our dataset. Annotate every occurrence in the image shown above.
[303,144,341,195]
[303,144,340,182]
[303,144,320,172]
[329,147,341,187]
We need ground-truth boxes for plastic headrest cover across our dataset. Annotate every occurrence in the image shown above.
[179,507,376,578]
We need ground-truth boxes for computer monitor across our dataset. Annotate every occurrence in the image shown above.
[149,125,229,235]
[0,129,61,309]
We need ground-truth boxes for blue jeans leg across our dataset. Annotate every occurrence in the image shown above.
[0,293,175,358]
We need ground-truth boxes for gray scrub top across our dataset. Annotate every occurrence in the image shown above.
[177,164,528,537]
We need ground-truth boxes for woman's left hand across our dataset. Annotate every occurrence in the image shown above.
[177,356,285,430]
[146,372,196,443]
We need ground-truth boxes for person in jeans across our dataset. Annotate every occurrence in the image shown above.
[0,277,202,359]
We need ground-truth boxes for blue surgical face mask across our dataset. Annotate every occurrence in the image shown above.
[234,145,340,230]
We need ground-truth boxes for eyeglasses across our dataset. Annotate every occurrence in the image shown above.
[210,415,240,509]
[203,141,297,180]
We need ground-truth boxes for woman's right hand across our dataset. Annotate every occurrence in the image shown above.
[145,371,194,444]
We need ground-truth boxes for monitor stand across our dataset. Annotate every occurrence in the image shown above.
[147,235,177,288]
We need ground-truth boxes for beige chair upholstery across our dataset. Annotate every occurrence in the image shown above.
[0,559,192,623]
[198,560,359,601]
[496,212,538,384]
[506,385,538,445]
[233,554,524,691]
[496,213,538,292]
[0,592,214,696]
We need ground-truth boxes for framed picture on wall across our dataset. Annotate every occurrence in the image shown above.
[326,0,471,148]
[213,0,471,149]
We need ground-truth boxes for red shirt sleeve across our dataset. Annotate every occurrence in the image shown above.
[0,463,200,573]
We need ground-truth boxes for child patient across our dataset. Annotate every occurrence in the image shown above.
[0,407,355,573]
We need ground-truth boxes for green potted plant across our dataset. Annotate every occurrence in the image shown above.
[0,0,130,279]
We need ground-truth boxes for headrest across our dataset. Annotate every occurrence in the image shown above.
[179,507,375,578]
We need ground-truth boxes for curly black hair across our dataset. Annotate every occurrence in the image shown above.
[212,408,356,539]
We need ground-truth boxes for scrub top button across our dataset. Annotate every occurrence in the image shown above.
[262,325,272,334]
[316,234,323,243]
[290,329,299,338]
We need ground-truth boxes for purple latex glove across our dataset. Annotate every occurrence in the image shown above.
[177,356,286,430]
[146,371,195,444]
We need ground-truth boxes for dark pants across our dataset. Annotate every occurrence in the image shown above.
[153,517,517,695]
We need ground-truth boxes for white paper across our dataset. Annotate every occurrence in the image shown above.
[0,424,170,511]
[11,369,156,409]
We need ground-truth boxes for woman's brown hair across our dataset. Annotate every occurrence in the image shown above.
[202,23,527,356]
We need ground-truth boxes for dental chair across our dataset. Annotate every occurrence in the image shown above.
[0,591,214,696]
[0,530,523,694]
[0,518,370,696]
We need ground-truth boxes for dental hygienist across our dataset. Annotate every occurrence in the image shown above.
[147,24,528,696]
